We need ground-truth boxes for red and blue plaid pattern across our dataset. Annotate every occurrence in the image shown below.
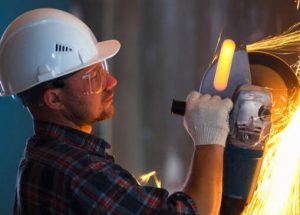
[14,121,198,214]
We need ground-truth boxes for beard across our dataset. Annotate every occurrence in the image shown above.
[95,103,115,122]
[61,94,115,128]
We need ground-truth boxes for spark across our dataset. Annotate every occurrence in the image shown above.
[137,171,162,188]
[243,23,300,214]
[242,101,300,215]
[243,22,300,215]
[295,56,300,80]
[246,22,300,55]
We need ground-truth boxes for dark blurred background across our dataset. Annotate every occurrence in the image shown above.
[1,0,300,214]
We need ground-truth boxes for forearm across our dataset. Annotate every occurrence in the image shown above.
[182,92,232,214]
[183,145,224,215]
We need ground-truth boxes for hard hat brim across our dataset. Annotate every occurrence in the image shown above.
[96,40,121,62]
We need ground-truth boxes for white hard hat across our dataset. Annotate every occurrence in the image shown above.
[0,8,121,96]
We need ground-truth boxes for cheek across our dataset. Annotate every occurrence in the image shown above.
[86,95,103,110]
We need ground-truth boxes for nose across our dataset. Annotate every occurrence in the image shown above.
[106,73,118,90]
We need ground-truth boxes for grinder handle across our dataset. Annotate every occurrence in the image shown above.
[171,100,186,116]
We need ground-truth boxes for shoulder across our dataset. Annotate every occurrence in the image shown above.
[24,136,111,178]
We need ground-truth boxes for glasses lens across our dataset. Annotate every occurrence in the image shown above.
[101,60,109,72]
[82,63,107,95]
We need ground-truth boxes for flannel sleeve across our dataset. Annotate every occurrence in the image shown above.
[69,160,198,214]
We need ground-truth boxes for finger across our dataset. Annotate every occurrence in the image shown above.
[222,98,234,111]
[198,93,211,102]
[186,91,201,103]
[210,95,221,102]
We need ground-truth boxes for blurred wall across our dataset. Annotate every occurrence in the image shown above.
[0,1,70,214]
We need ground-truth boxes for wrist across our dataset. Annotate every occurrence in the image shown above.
[193,127,228,147]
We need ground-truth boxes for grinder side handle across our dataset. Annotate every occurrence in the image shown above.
[171,100,186,116]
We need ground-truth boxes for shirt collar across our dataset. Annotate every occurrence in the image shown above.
[33,120,111,157]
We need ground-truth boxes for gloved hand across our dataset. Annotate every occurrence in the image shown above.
[184,91,233,147]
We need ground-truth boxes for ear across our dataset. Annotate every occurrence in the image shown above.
[43,89,64,110]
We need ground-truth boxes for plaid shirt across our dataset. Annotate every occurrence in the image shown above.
[14,121,198,215]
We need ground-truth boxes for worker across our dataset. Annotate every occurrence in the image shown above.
[0,8,233,215]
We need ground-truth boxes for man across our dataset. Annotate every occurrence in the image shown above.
[0,8,233,215]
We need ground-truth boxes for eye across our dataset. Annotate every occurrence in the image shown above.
[79,65,108,95]
[93,68,101,81]
[81,73,90,80]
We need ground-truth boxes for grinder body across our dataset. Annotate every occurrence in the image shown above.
[223,85,272,205]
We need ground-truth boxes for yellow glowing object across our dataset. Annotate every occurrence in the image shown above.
[213,39,236,91]
[137,171,161,188]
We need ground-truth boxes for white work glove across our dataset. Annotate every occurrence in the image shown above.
[184,91,233,147]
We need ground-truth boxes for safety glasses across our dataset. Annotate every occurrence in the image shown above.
[51,61,109,95]
[78,61,109,95]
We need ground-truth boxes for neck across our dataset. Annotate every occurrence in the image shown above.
[36,116,93,134]
[30,108,93,134]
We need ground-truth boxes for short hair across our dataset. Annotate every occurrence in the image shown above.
[17,77,65,107]
[17,70,78,107]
